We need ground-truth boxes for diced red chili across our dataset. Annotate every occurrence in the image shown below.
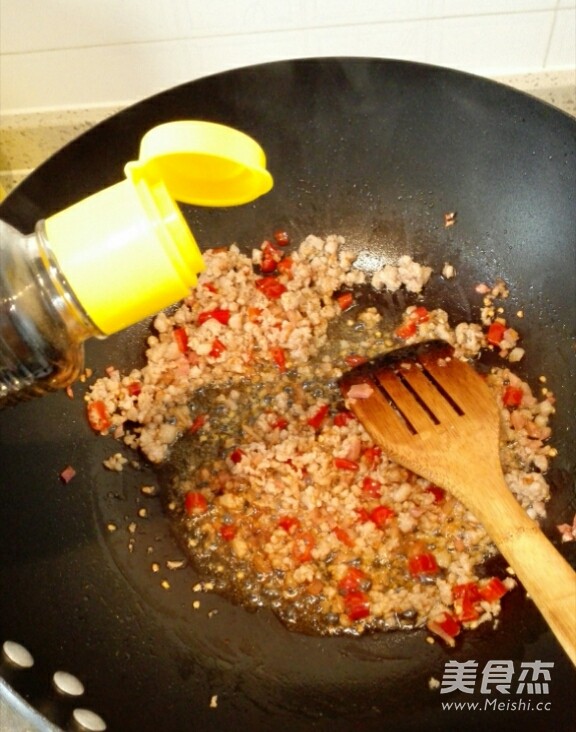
[355,507,371,524]
[209,338,226,359]
[338,567,369,594]
[333,410,356,427]
[362,445,382,469]
[369,505,395,528]
[87,400,112,432]
[361,477,382,498]
[426,484,446,503]
[278,516,301,533]
[332,526,355,548]
[260,244,278,273]
[127,381,142,397]
[486,321,506,346]
[260,259,277,274]
[333,457,360,471]
[395,306,429,339]
[173,326,189,353]
[230,448,245,464]
[452,582,482,622]
[203,282,218,293]
[395,320,417,339]
[273,229,290,246]
[270,414,288,430]
[219,524,236,541]
[255,277,287,300]
[479,577,508,602]
[247,306,262,322]
[428,611,461,644]
[408,552,439,577]
[277,257,293,276]
[502,385,524,408]
[189,414,207,433]
[307,404,329,430]
[292,531,315,564]
[197,308,231,326]
[457,596,480,622]
[344,354,368,367]
[336,291,354,311]
[411,306,430,323]
[343,591,371,621]
[452,582,481,601]
[437,612,461,637]
[269,346,287,372]
[184,491,208,516]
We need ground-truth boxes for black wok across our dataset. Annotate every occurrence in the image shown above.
[1,58,575,732]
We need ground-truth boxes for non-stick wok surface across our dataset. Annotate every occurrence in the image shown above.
[1,58,575,732]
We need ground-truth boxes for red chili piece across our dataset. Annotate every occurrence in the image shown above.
[452,582,482,622]
[355,507,371,524]
[343,591,371,621]
[369,505,395,528]
[277,257,293,275]
[292,531,315,564]
[332,526,355,548]
[273,229,290,246]
[230,448,245,464]
[307,404,329,430]
[362,445,382,469]
[173,326,189,353]
[270,414,289,430]
[87,401,112,432]
[333,457,360,471]
[269,346,287,372]
[502,385,523,408]
[408,552,439,577]
[338,567,369,594]
[479,577,508,602]
[209,338,226,359]
[429,611,461,642]
[333,410,356,427]
[127,382,141,397]
[486,321,506,346]
[189,414,207,433]
[197,308,231,326]
[278,516,301,533]
[255,277,287,300]
[426,484,446,503]
[219,524,237,541]
[184,491,208,516]
[395,306,430,339]
[336,292,354,311]
[361,477,382,498]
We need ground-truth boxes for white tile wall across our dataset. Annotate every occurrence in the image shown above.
[1,0,574,113]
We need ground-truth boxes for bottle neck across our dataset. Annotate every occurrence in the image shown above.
[34,220,103,343]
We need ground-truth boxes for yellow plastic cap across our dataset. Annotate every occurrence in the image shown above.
[43,121,273,335]
[134,120,274,206]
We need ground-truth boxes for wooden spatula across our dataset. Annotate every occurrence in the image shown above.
[339,340,576,664]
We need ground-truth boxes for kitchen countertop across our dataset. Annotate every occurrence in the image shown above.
[0,69,575,199]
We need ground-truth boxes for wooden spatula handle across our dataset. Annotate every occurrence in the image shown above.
[472,478,576,666]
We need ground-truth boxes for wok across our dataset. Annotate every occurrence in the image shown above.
[0,58,575,732]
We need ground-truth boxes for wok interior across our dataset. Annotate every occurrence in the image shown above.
[0,59,574,731]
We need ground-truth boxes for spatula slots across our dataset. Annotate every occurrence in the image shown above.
[340,340,576,664]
